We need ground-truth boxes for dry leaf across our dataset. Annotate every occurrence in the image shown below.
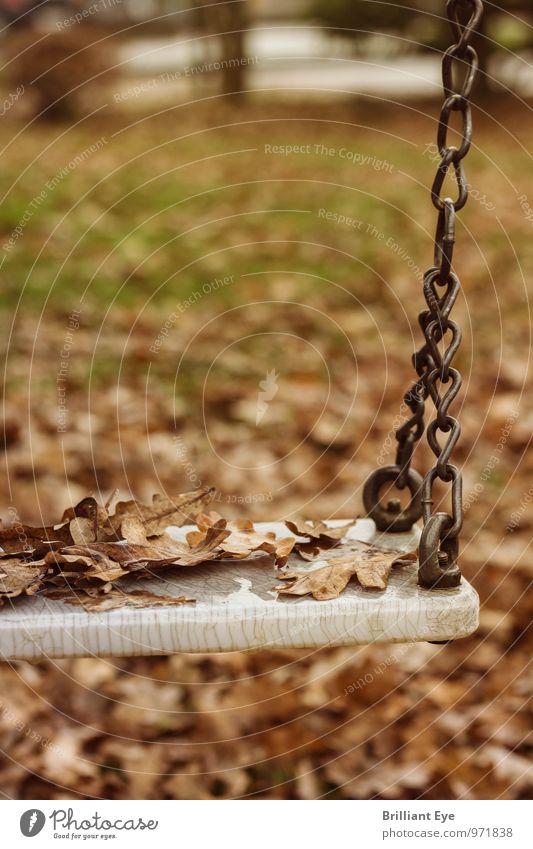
[43,550,128,583]
[111,488,216,537]
[69,517,96,545]
[276,563,356,600]
[219,527,277,558]
[285,518,355,543]
[191,512,295,565]
[195,511,226,533]
[61,496,104,525]
[0,522,72,556]
[294,543,321,560]
[274,536,297,567]
[0,494,358,612]
[0,559,46,598]
[186,512,227,546]
[285,518,355,559]
[120,516,150,545]
[275,544,417,599]
[59,522,230,571]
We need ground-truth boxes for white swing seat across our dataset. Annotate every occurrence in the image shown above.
[0,519,479,660]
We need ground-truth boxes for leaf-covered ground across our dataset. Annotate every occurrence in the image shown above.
[0,97,531,799]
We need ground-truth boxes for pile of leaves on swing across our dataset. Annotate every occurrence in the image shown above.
[0,487,416,612]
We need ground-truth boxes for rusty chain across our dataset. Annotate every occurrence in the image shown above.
[363,0,483,587]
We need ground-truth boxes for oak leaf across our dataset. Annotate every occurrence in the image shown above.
[0,559,46,598]
[58,522,230,571]
[285,518,355,559]
[275,544,417,599]
[43,550,128,583]
[189,512,295,565]
[110,488,216,538]
[0,522,72,556]
[285,518,355,543]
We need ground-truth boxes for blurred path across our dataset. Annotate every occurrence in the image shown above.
[118,26,532,100]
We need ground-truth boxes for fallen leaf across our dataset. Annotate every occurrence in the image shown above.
[276,563,356,600]
[0,522,72,556]
[111,488,216,537]
[43,550,128,583]
[59,522,230,570]
[61,496,103,525]
[195,511,226,533]
[69,517,96,545]
[274,544,417,599]
[273,536,297,567]
[285,518,355,543]
[294,543,321,560]
[120,516,150,545]
[285,518,355,558]
[191,513,295,565]
[0,559,46,598]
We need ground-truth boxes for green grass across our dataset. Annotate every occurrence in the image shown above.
[0,112,432,311]
[0,100,529,397]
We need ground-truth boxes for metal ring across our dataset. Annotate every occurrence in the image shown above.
[421,464,463,537]
[424,269,460,318]
[427,416,461,476]
[425,318,462,382]
[442,44,478,100]
[433,200,456,283]
[363,465,423,533]
[447,0,484,55]
[432,153,468,211]
[426,366,462,420]
[438,95,472,162]
[418,512,462,588]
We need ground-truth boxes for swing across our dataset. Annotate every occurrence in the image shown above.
[0,0,482,661]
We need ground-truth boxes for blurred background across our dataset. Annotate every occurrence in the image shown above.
[0,0,532,799]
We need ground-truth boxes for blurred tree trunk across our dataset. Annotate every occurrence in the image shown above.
[196,0,249,101]
[217,1,248,100]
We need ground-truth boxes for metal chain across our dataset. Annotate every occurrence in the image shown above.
[418,0,483,588]
[363,0,483,588]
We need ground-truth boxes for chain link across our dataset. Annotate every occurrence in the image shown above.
[363,0,483,587]
[418,0,483,587]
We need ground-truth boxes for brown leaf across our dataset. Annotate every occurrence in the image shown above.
[43,550,128,583]
[285,518,355,543]
[285,518,355,559]
[274,536,297,567]
[191,513,295,565]
[219,527,278,558]
[61,496,103,524]
[120,516,150,545]
[275,544,417,599]
[276,563,355,600]
[110,488,216,537]
[186,512,227,547]
[294,543,321,561]
[59,523,230,571]
[46,588,195,612]
[327,554,389,590]
[163,524,231,567]
[0,522,72,556]
[0,559,46,598]
[69,517,96,545]
[195,511,226,533]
